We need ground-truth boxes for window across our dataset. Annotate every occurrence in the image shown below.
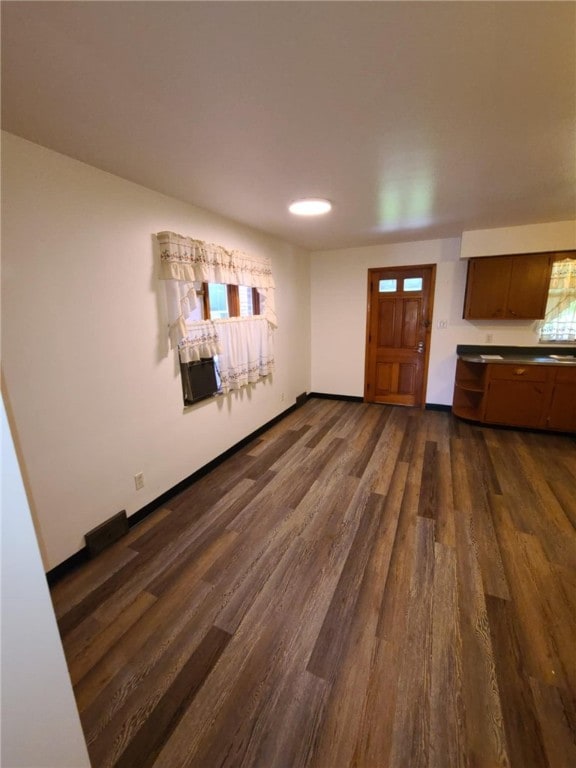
[201,283,261,320]
[158,231,275,402]
[539,258,576,342]
[239,285,256,316]
[207,283,230,319]
[180,282,264,405]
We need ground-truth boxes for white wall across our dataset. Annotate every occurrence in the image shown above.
[461,220,576,259]
[1,132,310,570]
[1,396,91,768]
[310,238,552,405]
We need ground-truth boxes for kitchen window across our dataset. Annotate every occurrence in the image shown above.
[539,257,576,342]
[202,283,261,321]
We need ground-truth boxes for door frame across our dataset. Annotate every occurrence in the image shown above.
[363,263,436,408]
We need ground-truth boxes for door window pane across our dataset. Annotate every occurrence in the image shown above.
[379,279,397,293]
[208,283,229,319]
[404,277,423,292]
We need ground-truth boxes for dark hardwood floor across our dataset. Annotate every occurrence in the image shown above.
[50,398,576,768]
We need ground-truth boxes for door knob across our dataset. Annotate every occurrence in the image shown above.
[417,341,424,353]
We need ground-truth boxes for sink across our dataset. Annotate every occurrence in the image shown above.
[541,355,576,364]
[531,356,556,363]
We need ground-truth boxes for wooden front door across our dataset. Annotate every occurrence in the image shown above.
[364,265,436,407]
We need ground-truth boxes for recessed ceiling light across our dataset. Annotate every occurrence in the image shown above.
[289,198,332,216]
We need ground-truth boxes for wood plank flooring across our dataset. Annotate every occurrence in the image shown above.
[50,399,576,768]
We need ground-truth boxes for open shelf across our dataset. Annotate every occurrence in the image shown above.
[452,404,482,420]
[453,359,486,421]
[455,359,486,388]
[456,382,484,393]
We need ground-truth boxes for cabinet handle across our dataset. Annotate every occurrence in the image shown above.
[513,368,526,375]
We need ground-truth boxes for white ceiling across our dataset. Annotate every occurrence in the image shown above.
[2,1,575,251]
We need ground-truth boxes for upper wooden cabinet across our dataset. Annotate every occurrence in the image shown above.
[463,253,554,320]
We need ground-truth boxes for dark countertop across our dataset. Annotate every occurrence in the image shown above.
[456,344,576,366]
[459,353,576,366]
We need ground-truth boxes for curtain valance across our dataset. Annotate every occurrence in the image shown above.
[157,231,277,348]
[157,231,275,289]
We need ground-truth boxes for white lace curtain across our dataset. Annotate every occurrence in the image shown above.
[178,320,222,364]
[214,316,275,393]
[539,258,576,342]
[157,231,276,391]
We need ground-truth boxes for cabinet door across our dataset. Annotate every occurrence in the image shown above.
[485,365,550,427]
[546,369,576,431]
[463,257,511,319]
[485,381,548,427]
[507,254,553,319]
[463,253,553,320]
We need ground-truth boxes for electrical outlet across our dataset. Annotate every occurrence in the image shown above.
[134,472,144,490]
[280,392,285,402]
[486,333,494,343]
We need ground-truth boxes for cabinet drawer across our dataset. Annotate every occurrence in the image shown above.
[554,367,576,384]
[489,364,549,382]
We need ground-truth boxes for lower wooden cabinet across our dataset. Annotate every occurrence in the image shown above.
[453,359,576,432]
[484,365,549,428]
[547,368,576,431]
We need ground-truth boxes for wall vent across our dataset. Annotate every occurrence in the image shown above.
[85,510,128,558]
